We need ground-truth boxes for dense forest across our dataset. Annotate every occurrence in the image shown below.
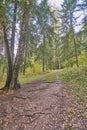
[0,0,87,90]
[0,0,87,129]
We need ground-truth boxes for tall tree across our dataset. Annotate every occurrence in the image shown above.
[59,0,79,67]
[10,0,17,65]
[35,0,54,71]
[0,0,35,91]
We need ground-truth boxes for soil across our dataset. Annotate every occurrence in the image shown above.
[0,78,87,130]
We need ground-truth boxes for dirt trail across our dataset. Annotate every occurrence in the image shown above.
[0,78,87,130]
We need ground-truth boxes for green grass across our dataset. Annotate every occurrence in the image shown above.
[19,70,58,84]
[0,72,6,88]
[0,70,58,88]
[59,66,87,102]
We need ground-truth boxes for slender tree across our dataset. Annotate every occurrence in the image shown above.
[59,0,79,67]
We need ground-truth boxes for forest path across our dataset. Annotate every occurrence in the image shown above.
[0,77,87,130]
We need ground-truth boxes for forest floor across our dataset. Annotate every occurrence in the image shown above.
[0,77,87,130]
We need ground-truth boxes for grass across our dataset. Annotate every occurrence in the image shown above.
[19,70,58,84]
[1,65,87,103]
[0,70,58,88]
[0,72,6,88]
[59,66,87,102]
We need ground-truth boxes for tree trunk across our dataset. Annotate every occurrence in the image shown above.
[23,32,28,75]
[1,4,30,91]
[2,25,12,91]
[23,49,27,75]
[46,58,48,70]
[42,36,45,72]
[70,13,79,67]
[10,0,17,65]
[42,52,45,72]
[10,5,30,89]
[73,36,79,67]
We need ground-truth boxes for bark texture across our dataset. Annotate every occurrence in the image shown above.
[10,0,17,65]
[1,3,30,91]
[2,25,12,91]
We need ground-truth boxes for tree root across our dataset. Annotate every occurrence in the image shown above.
[13,95,26,100]
[0,87,8,94]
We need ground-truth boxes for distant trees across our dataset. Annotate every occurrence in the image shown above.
[35,0,55,72]
[22,0,55,72]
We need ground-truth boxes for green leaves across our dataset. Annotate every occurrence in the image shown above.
[0,3,7,25]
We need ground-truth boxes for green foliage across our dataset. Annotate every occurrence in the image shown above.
[59,66,87,102]
[0,0,87,93]
[61,51,87,68]
[78,52,87,65]
[26,61,42,73]
[0,2,8,25]
[0,69,6,88]
[0,57,6,88]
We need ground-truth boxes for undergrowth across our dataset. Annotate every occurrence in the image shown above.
[59,66,87,102]
[0,72,6,88]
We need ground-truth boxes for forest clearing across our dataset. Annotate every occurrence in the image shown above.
[0,0,87,129]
